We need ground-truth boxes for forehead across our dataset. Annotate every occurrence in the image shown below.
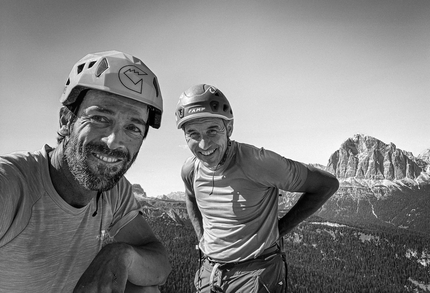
[184,117,224,130]
[79,90,149,120]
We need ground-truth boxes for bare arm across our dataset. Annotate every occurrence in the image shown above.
[185,190,203,241]
[73,214,171,292]
[278,165,339,237]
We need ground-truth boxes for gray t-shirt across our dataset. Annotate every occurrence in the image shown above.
[0,145,141,292]
[181,141,307,262]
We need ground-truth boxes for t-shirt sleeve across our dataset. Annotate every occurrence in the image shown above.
[243,146,308,192]
[0,162,18,245]
[181,156,196,197]
[0,156,36,247]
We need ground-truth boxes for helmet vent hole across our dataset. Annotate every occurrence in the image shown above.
[88,61,96,69]
[223,105,230,113]
[210,101,219,112]
[65,78,70,86]
[95,58,109,77]
[77,63,85,74]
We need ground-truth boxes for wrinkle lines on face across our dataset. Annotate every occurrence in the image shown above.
[184,118,230,170]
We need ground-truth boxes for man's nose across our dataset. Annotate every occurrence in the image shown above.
[102,127,126,150]
[198,134,211,149]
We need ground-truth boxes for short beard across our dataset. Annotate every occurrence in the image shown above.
[64,134,138,192]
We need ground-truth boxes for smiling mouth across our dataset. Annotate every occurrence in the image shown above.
[93,153,122,163]
[200,149,216,156]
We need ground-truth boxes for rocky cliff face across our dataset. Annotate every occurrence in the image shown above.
[304,134,430,235]
[418,149,430,173]
[327,134,427,180]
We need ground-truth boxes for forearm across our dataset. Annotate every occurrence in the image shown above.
[278,192,329,236]
[74,241,170,292]
[121,240,170,286]
[279,170,339,237]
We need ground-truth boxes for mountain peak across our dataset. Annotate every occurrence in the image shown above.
[327,134,427,180]
[418,149,430,162]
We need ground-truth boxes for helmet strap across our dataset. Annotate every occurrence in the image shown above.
[208,139,231,195]
[67,89,89,116]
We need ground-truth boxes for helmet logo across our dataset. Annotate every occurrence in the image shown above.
[118,65,148,94]
[177,108,184,119]
[188,107,206,114]
[209,86,217,94]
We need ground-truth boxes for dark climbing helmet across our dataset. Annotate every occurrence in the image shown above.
[175,84,233,129]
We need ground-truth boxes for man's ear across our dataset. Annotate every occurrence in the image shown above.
[59,107,73,136]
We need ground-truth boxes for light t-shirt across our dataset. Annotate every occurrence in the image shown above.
[181,141,308,263]
[0,145,141,292]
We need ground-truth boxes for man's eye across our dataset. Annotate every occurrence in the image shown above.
[91,116,109,123]
[187,133,200,140]
[127,125,143,134]
[208,130,218,136]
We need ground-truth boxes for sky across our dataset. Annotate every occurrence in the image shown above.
[1,0,429,197]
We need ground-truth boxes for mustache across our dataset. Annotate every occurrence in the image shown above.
[85,142,131,161]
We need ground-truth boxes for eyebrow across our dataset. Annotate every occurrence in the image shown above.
[130,117,147,126]
[89,107,147,126]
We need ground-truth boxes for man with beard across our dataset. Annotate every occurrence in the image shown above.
[175,84,339,292]
[0,51,171,292]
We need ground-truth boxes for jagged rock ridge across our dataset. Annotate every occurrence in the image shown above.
[327,134,427,180]
[155,191,185,201]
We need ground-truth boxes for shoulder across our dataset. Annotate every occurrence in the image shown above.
[236,141,303,167]
[181,156,197,179]
[235,141,308,190]
[0,146,49,177]
[0,149,47,246]
[0,149,46,189]
[235,141,284,166]
[1,151,35,173]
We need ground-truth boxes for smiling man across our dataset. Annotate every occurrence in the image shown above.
[0,51,171,292]
[175,84,339,293]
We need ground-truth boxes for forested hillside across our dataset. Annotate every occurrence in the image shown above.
[143,212,430,293]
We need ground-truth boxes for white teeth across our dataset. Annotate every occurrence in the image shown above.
[95,153,119,163]
[201,149,215,156]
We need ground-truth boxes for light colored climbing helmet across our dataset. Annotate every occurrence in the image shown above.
[175,84,233,129]
[60,50,163,129]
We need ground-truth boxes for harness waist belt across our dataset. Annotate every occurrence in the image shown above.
[206,244,280,268]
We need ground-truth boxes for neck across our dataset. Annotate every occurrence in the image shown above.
[207,140,232,171]
[48,141,97,208]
